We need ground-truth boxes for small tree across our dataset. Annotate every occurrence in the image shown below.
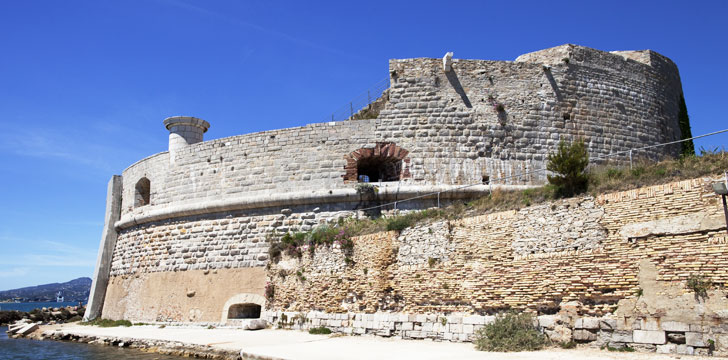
[547,139,589,198]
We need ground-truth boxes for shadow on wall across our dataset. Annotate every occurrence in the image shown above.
[543,68,563,102]
[445,70,472,108]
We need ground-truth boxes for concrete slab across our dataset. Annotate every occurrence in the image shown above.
[16,323,38,336]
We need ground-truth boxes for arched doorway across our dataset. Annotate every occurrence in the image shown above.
[221,293,266,324]
[343,142,411,183]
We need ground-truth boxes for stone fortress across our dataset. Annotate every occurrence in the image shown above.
[83,44,728,355]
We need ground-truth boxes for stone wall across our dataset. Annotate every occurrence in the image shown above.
[265,175,728,355]
[102,267,265,323]
[115,44,684,230]
[377,44,683,186]
[120,120,377,215]
[110,205,356,276]
[96,44,692,345]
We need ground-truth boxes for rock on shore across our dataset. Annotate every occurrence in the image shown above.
[36,327,241,360]
[0,306,85,326]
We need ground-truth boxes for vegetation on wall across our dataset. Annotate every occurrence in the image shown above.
[268,152,727,264]
[686,274,711,301]
[268,226,355,261]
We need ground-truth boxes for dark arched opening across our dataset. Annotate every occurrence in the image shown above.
[227,303,261,319]
[134,177,151,207]
[357,157,402,182]
[343,142,411,183]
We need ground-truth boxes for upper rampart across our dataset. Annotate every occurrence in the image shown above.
[117,44,685,226]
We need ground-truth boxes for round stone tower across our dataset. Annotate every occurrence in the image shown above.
[163,116,210,164]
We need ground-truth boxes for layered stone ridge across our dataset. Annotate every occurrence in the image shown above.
[267,177,726,316]
[258,175,728,356]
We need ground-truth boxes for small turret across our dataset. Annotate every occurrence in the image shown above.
[163,116,210,164]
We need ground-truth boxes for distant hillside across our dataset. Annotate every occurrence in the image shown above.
[0,277,91,302]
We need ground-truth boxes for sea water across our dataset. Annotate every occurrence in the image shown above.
[0,326,184,360]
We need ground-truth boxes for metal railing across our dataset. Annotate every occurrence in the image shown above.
[327,77,390,122]
[356,128,728,213]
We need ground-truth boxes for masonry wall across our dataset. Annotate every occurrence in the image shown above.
[99,43,690,336]
[117,44,684,228]
[120,120,377,215]
[264,176,728,355]
[376,44,683,185]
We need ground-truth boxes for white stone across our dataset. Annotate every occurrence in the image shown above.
[442,52,453,72]
[633,330,666,344]
[662,321,689,332]
[463,315,484,325]
[685,332,707,347]
[656,344,677,354]
[537,315,559,329]
[16,323,39,336]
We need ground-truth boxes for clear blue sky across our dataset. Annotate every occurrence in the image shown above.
[0,0,726,290]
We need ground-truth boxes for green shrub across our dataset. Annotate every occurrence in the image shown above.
[547,139,589,198]
[308,326,332,335]
[606,168,622,179]
[386,216,415,231]
[474,312,545,352]
[80,318,132,327]
[687,274,711,300]
[603,344,635,352]
[630,167,645,177]
[559,341,576,349]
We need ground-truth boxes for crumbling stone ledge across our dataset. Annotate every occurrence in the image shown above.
[263,310,722,356]
[35,328,243,360]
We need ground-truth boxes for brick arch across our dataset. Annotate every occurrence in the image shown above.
[343,142,411,182]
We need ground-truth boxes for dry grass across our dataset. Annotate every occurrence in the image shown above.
[270,153,727,246]
[587,152,728,195]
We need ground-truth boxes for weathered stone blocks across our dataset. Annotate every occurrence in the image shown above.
[633,330,666,345]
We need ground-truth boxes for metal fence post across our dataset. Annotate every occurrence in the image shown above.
[437,192,440,208]
[629,150,633,170]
